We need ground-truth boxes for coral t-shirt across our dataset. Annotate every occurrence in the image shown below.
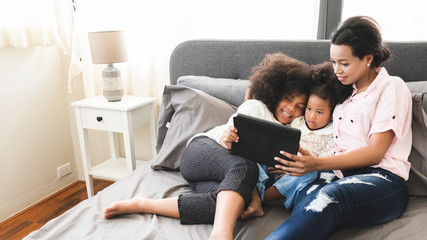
[333,67,412,180]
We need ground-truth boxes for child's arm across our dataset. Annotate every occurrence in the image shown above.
[219,126,239,149]
[268,167,286,179]
[274,130,395,176]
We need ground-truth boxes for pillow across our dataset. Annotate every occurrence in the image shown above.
[406,81,427,94]
[152,85,237,170]
[406,93,427,196]
[177,75,250,107]
[406,81,427,111]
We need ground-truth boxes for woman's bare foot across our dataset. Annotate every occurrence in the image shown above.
[240,191,264,220]
[104,194,149,219]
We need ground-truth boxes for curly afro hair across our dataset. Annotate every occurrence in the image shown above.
[311,62,353,111]
[247,53,312,114]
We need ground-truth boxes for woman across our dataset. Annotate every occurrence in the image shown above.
[269,16,412,239]
[104,53,313,240]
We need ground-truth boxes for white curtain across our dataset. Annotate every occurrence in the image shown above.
[342,0,427,41]
[0,0,79,93]
[75,0,320,100]
[0,0,71,51]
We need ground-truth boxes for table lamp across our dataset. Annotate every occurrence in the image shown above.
[88,31,128,102]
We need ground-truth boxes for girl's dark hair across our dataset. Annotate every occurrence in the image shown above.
[330,16,390,67]
[248,53,312,113]
[311,62,353,110]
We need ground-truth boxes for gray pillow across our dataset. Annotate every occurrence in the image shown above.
[152,85,237,170]
[177,75,250,107]
[406,82,427,111]
[406,81,427,94]
[406,93,427,196]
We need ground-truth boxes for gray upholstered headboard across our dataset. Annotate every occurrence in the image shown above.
[169,40,427,85]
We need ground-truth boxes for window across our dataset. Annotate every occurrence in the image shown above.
[342,0,427,41]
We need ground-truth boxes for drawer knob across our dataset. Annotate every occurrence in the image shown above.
[96,116,103,122]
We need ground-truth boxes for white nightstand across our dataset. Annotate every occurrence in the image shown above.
[71,95,156,197]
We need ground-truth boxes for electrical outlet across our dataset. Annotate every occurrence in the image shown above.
[57,163,72,179]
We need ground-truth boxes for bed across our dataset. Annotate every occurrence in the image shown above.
[25,40,427,239]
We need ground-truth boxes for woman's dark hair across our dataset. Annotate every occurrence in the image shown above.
[311,62,353,110]
[330,16,390,67]
[248,53,312,114]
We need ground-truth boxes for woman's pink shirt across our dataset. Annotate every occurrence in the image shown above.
[333,67,412,180]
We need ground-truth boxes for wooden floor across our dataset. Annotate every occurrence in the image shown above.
[0,179,113,240]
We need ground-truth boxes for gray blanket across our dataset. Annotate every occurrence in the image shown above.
[24,160,427,240]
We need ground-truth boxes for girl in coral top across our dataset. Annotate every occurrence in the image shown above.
[270,16,412,240]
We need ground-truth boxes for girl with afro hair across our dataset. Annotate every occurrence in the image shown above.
[245,52,313,117]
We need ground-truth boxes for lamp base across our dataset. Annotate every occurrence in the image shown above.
[103,88,124,102]
[102,63,124,102]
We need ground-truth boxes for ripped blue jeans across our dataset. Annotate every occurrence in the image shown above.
[266,167,409,240]
[257,164,317,210]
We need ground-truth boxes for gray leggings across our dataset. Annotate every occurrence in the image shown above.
[178,137,259,224]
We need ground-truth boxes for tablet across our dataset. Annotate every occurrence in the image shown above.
[231,113,301,167]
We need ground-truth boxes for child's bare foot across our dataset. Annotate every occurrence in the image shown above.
[240,202,264,220]
[104,194,149,219]
[240,191,264,220]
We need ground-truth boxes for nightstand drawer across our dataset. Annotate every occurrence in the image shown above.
[80,108,123,132]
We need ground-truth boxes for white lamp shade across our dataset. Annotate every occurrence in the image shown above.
[88,31,128,64]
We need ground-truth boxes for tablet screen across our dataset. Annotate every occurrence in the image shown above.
[231,113,301,167]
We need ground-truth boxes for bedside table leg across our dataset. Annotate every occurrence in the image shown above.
[149,107,157,158]
[108,132,119,160]
[122,111,136,172]
[76,126,94,197]
[85,174,94,198]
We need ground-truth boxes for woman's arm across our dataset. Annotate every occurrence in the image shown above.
[274,130,395,176]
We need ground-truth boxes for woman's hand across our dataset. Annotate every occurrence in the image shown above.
[273,145,319,176]
[220,126,239,149]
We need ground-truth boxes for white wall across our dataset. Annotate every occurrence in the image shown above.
[0,46,79,221]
